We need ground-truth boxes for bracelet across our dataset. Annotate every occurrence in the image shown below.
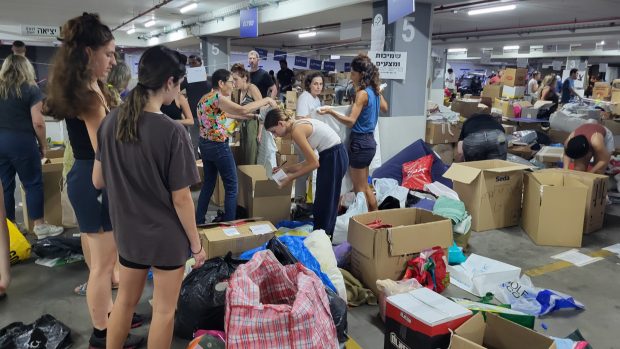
[191,244,203,255]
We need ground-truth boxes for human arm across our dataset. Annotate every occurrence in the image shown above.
[92,159,105,189]
[318,89,368,128]
[218,94,277,117]
[172,187,206,267]
[563,132,575,169]
[275,124,319,187]
[456,141,464,162]
[177,95,195,126]
[379,94,388,113]
[31,101,47,158]
[589,134,611,174]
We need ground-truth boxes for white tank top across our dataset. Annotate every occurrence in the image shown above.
[293,119,341,153]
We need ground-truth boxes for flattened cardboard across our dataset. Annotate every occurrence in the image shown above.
[21,158,64,232]
[237,165,293,224]
[443,161,531,232]
[426,122,462,144]
[521,172,587,247]
[501,68,527,87]
[199,220,276,259]
[348,208,453,295]
[543,169,608,234]
[451,313,556,349]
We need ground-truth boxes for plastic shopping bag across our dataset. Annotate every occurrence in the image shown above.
[225,250,338,349]
[8,219,30,265]
[0,314,72,349]
[402,155,434,190]
[333,192,367,244]
[403,246,449,293]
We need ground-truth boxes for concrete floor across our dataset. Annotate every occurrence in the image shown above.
[1,194,619,348]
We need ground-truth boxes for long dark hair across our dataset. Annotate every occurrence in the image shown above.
[304,72,323,92]
[351,54,381,96]
[45,13,115,119]
[116,46,186,143]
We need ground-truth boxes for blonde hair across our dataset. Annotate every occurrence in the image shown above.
[248,50,259,59]
[541,74,557,87]
[0,54,36,99]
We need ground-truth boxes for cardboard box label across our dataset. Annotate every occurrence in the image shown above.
[199,220,276,259]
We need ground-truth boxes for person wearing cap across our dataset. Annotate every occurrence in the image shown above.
[563,123,614,174]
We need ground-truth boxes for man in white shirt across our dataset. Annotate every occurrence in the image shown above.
[527,71,541,98]
[445,68,456,98]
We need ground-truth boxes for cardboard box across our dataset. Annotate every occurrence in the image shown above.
[534,146,564,165]
[348,208,453,295]
[20,158,64,232]
[236,165,293,224]
[431,143,455,166]
[612,90,620,103]
[493,99,514,118]
[450,313,556,349]
[544,169,608,234]
[285,91,298,110]
[443,160,531,232]
[46,147,65,159]
[452,99,489,118]
[196,160,225,206]
[547,129,570,143]
[384,288,472,349]
[521,172,587,247]
[501,86,525,99]
[426,122,462,144]
[277,153,299,167]
[502,124,516,135]
[508,145,536,160]
[603,119,620,135]
[592,82,611,100]
[276,137,296,155]
[198,219,276,259]
[500,68,527,87]
[481,85,503,99]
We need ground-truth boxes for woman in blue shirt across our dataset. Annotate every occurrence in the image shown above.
[318,54,388,211]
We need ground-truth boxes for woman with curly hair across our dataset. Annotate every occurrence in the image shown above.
[318,54,388,211]
[44,13,143,348]
[230,62,263,165]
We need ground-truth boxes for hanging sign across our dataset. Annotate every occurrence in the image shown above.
[344,63,351,72]
[254,48,268,59]
[368,51,408,80]
[323,61,336,71]
[240,8,258,38]
[294,56,308,68]
[274,50,287,61]
[21,25,60,37]
[309,59,323,70]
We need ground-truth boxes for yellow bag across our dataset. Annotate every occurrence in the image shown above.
[8,219,31,265]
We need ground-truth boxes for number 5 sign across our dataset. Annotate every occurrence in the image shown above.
[402,17,414,43]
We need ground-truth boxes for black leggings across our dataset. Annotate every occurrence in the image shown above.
[119,255,183,271]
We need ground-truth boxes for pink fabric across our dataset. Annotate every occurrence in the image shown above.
[225,250,337,348]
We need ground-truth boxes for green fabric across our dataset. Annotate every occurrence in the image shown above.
[340,268,377,307]
[240,119,259,165]
[433,196,468,224]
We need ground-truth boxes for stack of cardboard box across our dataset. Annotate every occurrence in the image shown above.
[275,135,299,167]
[451,98,491,118]
[285,90,299,111]
[485,68,529,118]
[425,121,463,165]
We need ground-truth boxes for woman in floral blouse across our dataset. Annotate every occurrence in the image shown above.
[195,69,277,224]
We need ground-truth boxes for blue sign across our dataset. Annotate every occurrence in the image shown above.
[344,63,351,72]
[323,61,336,71]
[274,50,287,61]
[309,59,322,70]
[294,56,308,67]
[240,8,258,38]
[388,0,415,24]
[254,48,268,59]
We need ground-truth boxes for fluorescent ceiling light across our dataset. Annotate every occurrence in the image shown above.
[331,55,341,59]
[180,3,197,13]
[599,40,605,45]
[503,45,520,50]
[144,19,156,28]
[148,37,159,46]
[468,5,516,16]
[299,31,316,38]
[126,27,136,35]
[448,48,467,53]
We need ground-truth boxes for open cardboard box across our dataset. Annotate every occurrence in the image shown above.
[450,313,556,349]
[521,171,588,247]
[237,165,293,224]
[348,208,453,295]
[443,160,531,232]
[21,158,64,232]
[198,219,275,259]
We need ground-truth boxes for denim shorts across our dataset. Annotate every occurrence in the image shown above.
[66,159,113,233]
[348,132,376,169]
[462,129,507,162]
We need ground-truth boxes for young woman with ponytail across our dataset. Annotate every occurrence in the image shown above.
[44,13,143,348]
[92,45,206,349]
[318,54,388,211]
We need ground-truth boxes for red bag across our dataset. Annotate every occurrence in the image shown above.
[225,250,338,349]
[402,246,449,293]
[402,155,434,190]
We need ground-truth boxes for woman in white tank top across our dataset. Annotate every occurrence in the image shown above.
[265,109,348,238]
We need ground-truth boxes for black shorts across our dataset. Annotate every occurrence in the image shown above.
[348,132,376,169]
[119,255,183,271]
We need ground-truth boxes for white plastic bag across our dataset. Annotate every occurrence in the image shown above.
[373,178,409,208]
[304,230,348,301]
[332,192,367,244]
[447,254,521,297]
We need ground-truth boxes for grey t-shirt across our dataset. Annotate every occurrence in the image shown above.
[0,83,43,133]
[97,108,200,266]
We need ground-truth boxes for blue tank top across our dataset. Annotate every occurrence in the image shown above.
[352,86,379,134]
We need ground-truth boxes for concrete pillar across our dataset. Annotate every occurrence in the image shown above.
[201,36,230,75]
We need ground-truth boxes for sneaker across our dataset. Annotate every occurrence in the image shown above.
[88,332,144,349]
[33,223,64,239]
[130,313,145,329]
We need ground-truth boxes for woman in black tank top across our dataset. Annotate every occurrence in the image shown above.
[160,93,194,126]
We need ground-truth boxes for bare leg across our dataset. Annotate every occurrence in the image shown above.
[107,266,148,349]
[147,267,185,349]
[350,166,378,211]
[82,233,92,269]
[86,231,117,330]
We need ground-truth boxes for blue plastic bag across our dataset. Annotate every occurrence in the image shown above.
[240,236,337,293]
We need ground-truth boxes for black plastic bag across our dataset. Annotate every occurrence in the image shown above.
[326,287,348,343]
[266,237,298,265]
[0,314,72,349]
[32,237,82,259]
[174,253,244,340]
[378,196,401,210]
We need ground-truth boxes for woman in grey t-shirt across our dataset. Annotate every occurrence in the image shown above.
[93,45,206,348]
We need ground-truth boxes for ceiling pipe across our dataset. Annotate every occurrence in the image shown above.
[111,0,175,32]
[433,0,507,13]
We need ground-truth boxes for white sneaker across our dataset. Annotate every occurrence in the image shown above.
[33,224,64,239]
